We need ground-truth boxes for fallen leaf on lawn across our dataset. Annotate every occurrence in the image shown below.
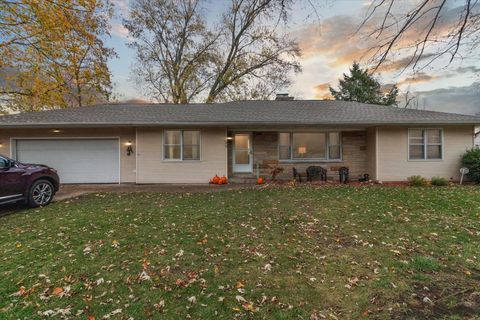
[10,286,34,297]
[235,281,244,289]
[138,270,151,282]
[176,279,187,287]
[52,287,64,296]
[236,295,246,303]
[197,235,208,245]
[423,296,434,305]
[263,263,272,272]
[154,300,165,311]
[175,250,184,258]
[41,307,71,317]
[187,296,196,304]
[83,246,92,255]
[102,308,122,319]
[348,277,359,286]
[243,302,255,312]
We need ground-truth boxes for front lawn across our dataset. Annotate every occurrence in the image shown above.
[1,186,479,319]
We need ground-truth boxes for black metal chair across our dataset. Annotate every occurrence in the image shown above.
[292,167,307,182]
[339,167,349,184]
[306,166,327,182]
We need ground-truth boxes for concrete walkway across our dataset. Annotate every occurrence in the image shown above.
[55,183,254,201]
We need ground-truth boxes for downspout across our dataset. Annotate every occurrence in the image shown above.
[474,126,479,147]
[135,127,138,184]
[375,127,379,181]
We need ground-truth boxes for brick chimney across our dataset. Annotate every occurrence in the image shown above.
[275,93,294,101]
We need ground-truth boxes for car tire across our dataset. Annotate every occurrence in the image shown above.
[28,179,55,208]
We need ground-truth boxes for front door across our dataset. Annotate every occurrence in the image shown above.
[233,133,253,173]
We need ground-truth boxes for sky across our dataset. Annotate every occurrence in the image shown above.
[107,0,480,115]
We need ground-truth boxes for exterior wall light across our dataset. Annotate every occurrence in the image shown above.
[125,141,134,156]
[52,129,61,133]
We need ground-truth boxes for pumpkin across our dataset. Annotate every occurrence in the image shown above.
[220,176,228,184]
[257,177,265,185]
[212,175,220,184]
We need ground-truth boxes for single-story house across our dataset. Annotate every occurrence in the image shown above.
[0,99,479,184]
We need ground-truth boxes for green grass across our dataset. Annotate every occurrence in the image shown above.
[1,186,480,319]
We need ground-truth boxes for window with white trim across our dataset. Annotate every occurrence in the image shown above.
[164,130,200,160]
[408,129,443,160]
[278,132,342,160]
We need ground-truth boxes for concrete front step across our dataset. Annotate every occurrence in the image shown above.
[229,175,258,184]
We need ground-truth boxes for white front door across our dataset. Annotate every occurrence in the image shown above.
[233,133,253,173]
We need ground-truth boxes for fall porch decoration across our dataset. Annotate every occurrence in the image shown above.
[209,175,228,185]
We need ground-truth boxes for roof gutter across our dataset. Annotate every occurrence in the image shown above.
[1,120,480,128]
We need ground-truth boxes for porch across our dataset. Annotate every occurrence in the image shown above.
[227,129,375,183]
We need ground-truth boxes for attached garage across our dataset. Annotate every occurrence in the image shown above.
[13,139,120,183]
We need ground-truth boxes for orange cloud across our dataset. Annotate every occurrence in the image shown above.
[398,73,438,86]
[313,82,333,99]
[293,4,465,73]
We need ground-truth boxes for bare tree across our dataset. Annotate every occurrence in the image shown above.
[124,0,218,104]
[124,0,301,103]
[402,90,419,109]
[205,0,301,103]
[360,0,479,71]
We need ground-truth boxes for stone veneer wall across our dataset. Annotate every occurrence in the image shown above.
[228,131,369,181]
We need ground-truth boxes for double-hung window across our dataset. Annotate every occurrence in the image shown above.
[408,129,443,160]
[278,132,342,161]
[164,130,200,160]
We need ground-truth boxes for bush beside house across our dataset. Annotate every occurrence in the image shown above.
[462,148,480,183]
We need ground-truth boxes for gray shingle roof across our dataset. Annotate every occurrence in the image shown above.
[0,100,479,127]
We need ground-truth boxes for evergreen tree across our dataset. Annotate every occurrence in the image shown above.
[329,62,398,106]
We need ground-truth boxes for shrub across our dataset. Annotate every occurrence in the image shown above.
[408,175,428,187]
[431,176,448,186]
[462,148,480,183]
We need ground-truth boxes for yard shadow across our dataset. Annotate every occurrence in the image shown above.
[0,203,28,218]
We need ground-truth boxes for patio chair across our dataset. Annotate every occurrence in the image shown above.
[292,167,308,182]
[339,167,349,184]
[306,166,327,182]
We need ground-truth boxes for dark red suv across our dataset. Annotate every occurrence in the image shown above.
[0,155,60,207]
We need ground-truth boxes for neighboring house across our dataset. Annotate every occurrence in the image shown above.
[0,99,479,184]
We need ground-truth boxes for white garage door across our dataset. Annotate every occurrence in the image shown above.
[15,139,120,183]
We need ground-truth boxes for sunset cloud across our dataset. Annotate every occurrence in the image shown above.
[293,4,468,74]
[398,73,439,86]
[313,82,333,99]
